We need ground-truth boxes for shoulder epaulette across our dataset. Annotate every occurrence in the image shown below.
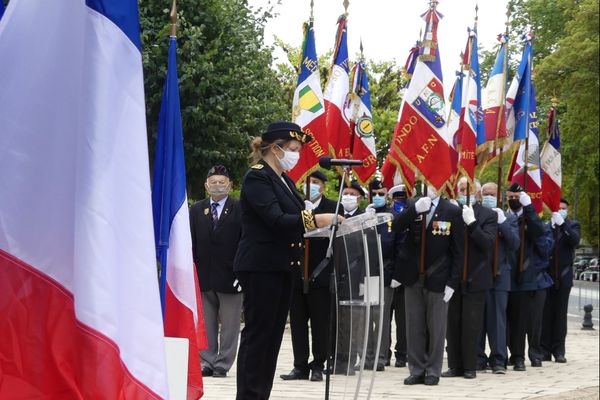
[251,164,264,170]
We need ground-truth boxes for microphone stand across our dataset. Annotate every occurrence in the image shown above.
[309,164,350,400]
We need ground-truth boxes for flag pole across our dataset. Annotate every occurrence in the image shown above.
[170,0,177,37]
[550,95,560,290]
[492,6,511,281]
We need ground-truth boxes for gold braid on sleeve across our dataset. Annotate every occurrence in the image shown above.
[301,209,317,231]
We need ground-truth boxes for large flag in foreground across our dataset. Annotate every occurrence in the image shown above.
[0,1,168,398]
[324,15,351,159]
[288,20,327,183]
[391,3,453,192]
[0,1,4,19]
[152,35,207,399]
[541,104,561,212]
[348,58,377,183]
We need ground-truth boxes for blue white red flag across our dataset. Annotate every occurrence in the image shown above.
[391,3,453,192]
[508,83,543,213]
[541,105,561,212]
[152,35,208,399]
[348,58,377,184]
[288,20,328,183]
[482,34,509,153]
[324,15,351,159]
[445,70,464,193]
[0,1,168,398]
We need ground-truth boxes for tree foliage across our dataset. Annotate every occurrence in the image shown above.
[139,0,287,199]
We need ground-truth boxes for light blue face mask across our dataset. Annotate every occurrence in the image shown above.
[558,209,568,219]
[302,183,322,201]
[372,194,386,208]
[457,195,475,206]
[481,195,497,209]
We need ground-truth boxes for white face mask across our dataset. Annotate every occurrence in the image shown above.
[275,145,300,171]
[342,195,359,212]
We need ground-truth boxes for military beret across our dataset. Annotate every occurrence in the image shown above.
[560,197,569,206]
[369,179,384,191]
[261,121,312,144]
[343,180,366,197]
[310,170,328,183]
[507,182,524,192]
[207,164,229,178]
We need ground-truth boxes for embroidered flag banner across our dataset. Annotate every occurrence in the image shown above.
[541,104,561,212]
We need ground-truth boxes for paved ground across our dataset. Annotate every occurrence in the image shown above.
[203,317,599,399]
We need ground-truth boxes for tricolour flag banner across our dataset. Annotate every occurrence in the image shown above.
[347,59,377,184]
[0,1,168,398]
[391,3,453,192]
[541,105,561,212]
[445,70,464,196]
[324,15,351,159]
[507,83,543,213]
[481,34,508,156]
[152,35,208,400]
[456,27,485,184]
[288,20,328,183]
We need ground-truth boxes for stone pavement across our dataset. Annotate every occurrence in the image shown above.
[203,319,599,399]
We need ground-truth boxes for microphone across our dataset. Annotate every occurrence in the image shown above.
[318,156,363,169]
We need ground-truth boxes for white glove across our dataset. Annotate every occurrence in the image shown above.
[492,207,506,224]
[365,204,376,215]
[233,279,242,293]
[551,211,564,227]
[519,191,532,207]
[462,205,476,226]
[358,283,365,297]
[449,199,459,207]
[443,286,455,303]
[304,200,315,210]
[391,279,401,288]
[415,197,432,213]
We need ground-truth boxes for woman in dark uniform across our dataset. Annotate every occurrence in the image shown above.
[234,121,339,400]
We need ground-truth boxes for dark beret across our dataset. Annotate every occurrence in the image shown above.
[369,179,384,191]
[507,182,523,192]
[207,164,229,178]
[310,170,328,183]
[261,121,312,144]
[560,197,569,206]
[344,180,366,197]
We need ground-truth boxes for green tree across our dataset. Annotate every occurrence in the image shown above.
[140,0,287,199]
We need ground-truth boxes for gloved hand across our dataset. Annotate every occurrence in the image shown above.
[448,199,459,207]
[415,197,432,213]
[519,191,532,207]
[492,207,506,224]
[551,211,565,227]
[233,279,242,293]
[365,204,376,215]
[304,200,315,210]
[443,286,454,303]
[391,279,401,289]
[462,205,476,226]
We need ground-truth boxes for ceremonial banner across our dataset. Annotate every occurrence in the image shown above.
[445,71,463,194]
[288,20,327,183]
[541,105,561,212]
[152,35,207,399]
[391,3,453,192]
[481,34,509,155]
[348,59,377,184]
[508,84,543,213]
[456,27,484,184]
[0,1,168,398]
[324,15,351,159]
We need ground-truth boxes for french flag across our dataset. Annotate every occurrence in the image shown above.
[482,34,508,152]
[152,34,207,399]
[0,0,168,398]
[541,105,561,212]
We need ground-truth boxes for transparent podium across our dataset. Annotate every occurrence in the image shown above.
[305,212,393,400]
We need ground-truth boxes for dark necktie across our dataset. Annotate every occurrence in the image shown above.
[344,212,351,219]
[211,202,219,228]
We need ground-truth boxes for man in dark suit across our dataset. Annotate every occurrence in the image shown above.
[505,182,548,371]
[393,186,464,386]
[477,182,520,374]
[190,165,242,378]
[443,178,497,380]
[281,170,336,382]
[541,198,580,363]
